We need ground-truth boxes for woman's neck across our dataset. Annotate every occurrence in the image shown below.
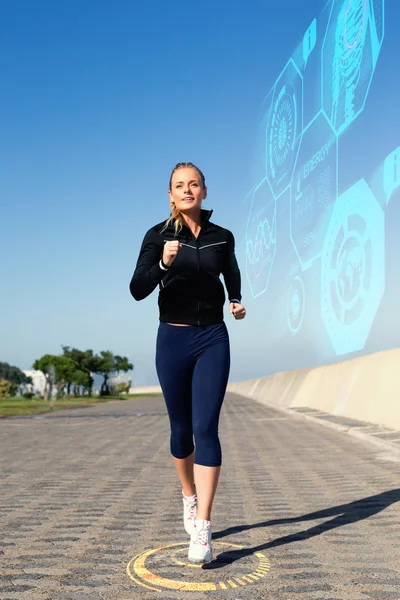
[182,210,202,238]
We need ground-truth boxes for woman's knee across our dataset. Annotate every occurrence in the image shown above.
[192,422,221,466]
[170,427,194,459]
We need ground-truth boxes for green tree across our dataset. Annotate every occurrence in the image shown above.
[73,368,92,395]
[0,362,32,394]
[33,355,78,405]
[62,347,89,396]
[0,379,12,399]
[61,347,96,396]
[95,351,133,395]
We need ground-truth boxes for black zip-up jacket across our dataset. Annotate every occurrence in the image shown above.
[129,209,242,326]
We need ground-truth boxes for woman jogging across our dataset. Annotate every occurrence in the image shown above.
[129,162,246,564]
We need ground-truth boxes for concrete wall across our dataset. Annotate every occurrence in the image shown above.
[227,347,400,430]
[129,386,162,395]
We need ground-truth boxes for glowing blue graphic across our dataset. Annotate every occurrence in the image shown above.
[303,18,317,67]
[287,276,305,334]
[322,0,384,136]
[383,146,400,204]
[321,178,385,355]
[266,59,303,199]
[291,111,338,270]
[246,178,276,298]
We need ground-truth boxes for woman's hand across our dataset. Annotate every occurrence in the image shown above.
[229,302,246,320]
[162,241,182,267]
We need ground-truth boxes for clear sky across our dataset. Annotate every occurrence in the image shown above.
[1,0,399,386]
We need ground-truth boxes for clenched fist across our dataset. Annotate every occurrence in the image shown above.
[162,240,182,267]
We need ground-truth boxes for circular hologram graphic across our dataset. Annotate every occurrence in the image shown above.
[335,230,365,310]
[269,85,297,178]
[287,276,305,335]
[321,178,385,355]
[127,541,271,592]
[266,59,303,199]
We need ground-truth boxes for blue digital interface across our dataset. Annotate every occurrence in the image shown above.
[244,0,400,369]
[246,178,276,298]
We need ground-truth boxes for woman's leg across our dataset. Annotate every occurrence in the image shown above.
[193,463,220,521]
[155,323,195,496]
[173,452,195,497]
[191,324,230,522]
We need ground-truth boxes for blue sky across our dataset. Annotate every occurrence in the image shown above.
[1,0,399,386]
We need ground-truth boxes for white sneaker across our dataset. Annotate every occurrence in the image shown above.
[182,493,197,535]
[188,519,213,563]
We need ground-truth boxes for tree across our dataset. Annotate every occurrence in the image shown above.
[0,379,12,400]
[73,369,92,394]
[61,347,97,396]
[33,355,78,405]
[94,351,133,395]
[0,362,32,395]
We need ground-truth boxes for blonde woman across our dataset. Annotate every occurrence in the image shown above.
[130,162,246,563]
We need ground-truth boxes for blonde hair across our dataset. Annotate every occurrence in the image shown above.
[162,162,206,235]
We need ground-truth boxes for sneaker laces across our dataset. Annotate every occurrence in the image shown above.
[183,496,197,520]
[187,502,196,521]
[193,523,209,546]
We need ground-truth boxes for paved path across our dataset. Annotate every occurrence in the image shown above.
[1,394,400,600]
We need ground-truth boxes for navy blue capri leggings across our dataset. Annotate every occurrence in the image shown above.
[155,321,230,467]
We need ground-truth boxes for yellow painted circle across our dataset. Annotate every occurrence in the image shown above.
[126,541,271,592]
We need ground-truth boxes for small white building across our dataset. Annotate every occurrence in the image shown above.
[23,369,47,396]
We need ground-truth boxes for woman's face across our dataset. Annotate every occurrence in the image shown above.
[168,167,207,213]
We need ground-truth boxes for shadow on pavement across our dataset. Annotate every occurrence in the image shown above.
[205,488,400,569]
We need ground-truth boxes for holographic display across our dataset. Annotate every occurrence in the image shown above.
[287,276,306,334]
[303,19,317,67]
[383,147,400,204]
[321,179,385,355]
[322,0,384,136]
[246,178,276,298]
[244,0,396,367]
[291,111,338,269]
[266,59,303,199]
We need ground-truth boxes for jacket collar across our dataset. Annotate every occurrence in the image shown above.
[165,208,213,234]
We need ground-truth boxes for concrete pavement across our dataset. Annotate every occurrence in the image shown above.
[1,394,400,599]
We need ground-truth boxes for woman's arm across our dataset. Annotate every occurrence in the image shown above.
[221,230,242,304]
[129,228,168,301]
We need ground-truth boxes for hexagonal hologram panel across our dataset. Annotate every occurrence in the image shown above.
[321,178,385,355]
[291,111,338,270]
[322,0,384,136]
[246,178,276,298]
[266,59,303,199]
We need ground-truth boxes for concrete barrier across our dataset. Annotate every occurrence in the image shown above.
[129,386,162,395]
[227,347,400,430]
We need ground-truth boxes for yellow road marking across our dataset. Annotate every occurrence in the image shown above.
[126,557,161,592]
[127,541,271,592]
[134,549,217,591]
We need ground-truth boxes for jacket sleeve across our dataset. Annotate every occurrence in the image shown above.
[129,228,168,301]
[221,231,242,303]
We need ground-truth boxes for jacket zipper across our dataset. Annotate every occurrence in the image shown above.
[196,239,200,325]
[192,212,211,326]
